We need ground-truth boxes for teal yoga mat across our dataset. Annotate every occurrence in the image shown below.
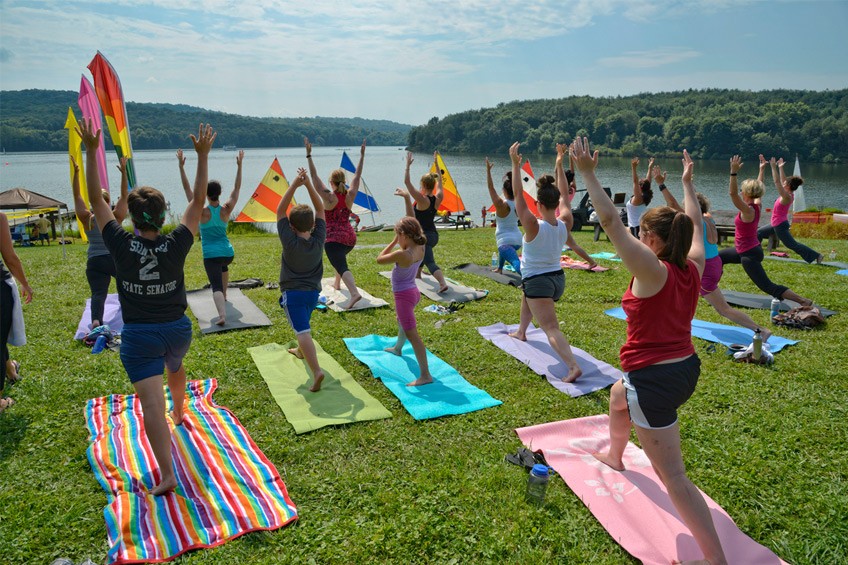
[604,307,798,353]
[343,334,502,420]
[589,252,621,262]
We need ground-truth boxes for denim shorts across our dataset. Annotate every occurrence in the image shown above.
[119,315,192,383]
[280,290,319,334]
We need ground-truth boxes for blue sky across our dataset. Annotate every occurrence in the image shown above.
[1,0,846,125]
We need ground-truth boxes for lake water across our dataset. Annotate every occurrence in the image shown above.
[2,147,846,228]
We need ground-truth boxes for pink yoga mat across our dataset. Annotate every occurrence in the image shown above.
[560,255,610,272]
[515,415,787,565]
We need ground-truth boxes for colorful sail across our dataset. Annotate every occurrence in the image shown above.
[64,108,89,242]
[235,158,294,222]
[430,152,465,213]
[87,51,137,189]
[340,151,380,222]
[78,75,111,194]
[792,155,806,213]
[487,160,540,217]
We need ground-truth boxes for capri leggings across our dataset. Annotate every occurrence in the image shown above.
[325,242,353,275]
[203,256,234,293]
[394,287,421,331]
[757,221,819,264]
[86,254,117,326]
[718,244,787,299]
[422,230,440,274]
[498,244,521,274]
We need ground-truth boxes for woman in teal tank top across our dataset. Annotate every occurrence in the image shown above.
[178,149,243,325]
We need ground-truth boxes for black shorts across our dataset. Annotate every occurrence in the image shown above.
[623,355,700,429]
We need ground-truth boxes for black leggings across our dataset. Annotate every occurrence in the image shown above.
[86,254,117,326]
[1,279,12,392]
[422,230,440,274]
[718,244,788,299]
[203,256,234,293]
[325,242,353,275]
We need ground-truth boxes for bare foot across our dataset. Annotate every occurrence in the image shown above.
[384,346,402,356]
[0,397,15,413]
[507,331,526,342]
[760,327,773,343]
[288,347,304,359]
[214,316,226,326]
[406,374,434,387]
[438,286,449,293]
[309,372,325,392]
[492,268,502,274]
[592,451,624,472]
[150,475,177,496]
[169,409,184,426]
[344,293,363,310]
[815,254,824,264]
[562,364,582,383]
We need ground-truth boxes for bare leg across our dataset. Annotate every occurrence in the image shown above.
[593,379,630,471]
[333,273,342,291]
[634,423,727,565]
[703,290,771,342]
[167,363,187,425]
[404,326,433,386]
[432,269,449,293]
[295,332,325,392]
[526,297,582,382]
[508,295,533,341]
[133,375,177,496]
[781,288,812,307]
[340,270,362,310]
[384,327,406,355]
[212,290,226,326]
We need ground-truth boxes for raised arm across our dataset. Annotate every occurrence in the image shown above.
[76,119,115,233]
[555,143,574,226]
[301,167,325,221]
[394,188,415,217]
[177,149,192,201]
[70,157,92,229]
[113,157,129,224]
[757,154,767,184]
[0,213,33,303]
[654,166,683,212]
[345,139,366,209]
[728,155,754,221]
[376,234,411,266]
[485,157,509,217]
[645,157,655,184]
[222,150,244,219]
[403,152,430,209]
[432,151,445,209]
[681,150,705,275]
[771,157,791,205]
[510,142,538,240]
[630,157,644,205]
[304,137,329,194]
[182,123,217,234]
[277,169,304,221]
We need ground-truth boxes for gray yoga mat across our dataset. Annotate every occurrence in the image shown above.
[320,278,388,312]
[186,287,273,333]
[379,271,488,303]
[452,263,521,287]
[764,255,848,269]
[722,290,836,317]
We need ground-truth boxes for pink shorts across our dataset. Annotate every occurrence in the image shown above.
[700,256,723,296]
[394,287,421,331]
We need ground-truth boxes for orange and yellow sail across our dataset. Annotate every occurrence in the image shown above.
[235,158,295,222]
[64,108,89,242]
[87,51,137,189]
[430,152,465,213]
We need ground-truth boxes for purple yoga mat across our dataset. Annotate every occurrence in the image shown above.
[74,294,124,339]
[477,322,621,397]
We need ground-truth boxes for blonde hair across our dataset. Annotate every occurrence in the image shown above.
[420,173,437,193]
[741,179,765,199]
[329,169,347,194]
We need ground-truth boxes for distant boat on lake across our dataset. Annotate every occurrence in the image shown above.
[222,145,237,151]
[793,154,806,213]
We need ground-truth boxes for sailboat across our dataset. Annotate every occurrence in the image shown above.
[486,159,541,221]
[430,152,472,229]
[792,154,806,213]
[340,151,383,231]
[234,157,295,223]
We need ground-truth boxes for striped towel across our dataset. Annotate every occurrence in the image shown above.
[85,379,297,564]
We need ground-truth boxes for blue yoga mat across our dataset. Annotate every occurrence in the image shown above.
[590,252,621,262]
[837,269,848,276]
[604,307,798,353]
[343,335,502,420]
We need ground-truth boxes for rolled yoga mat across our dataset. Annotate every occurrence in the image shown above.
[248,341,392,434]
[721,290,836,317]
[320,277,389,312]
[74,293,124,339]
[186,287,273,333]
[379,271,488,303]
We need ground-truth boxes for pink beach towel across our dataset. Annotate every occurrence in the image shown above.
[561,255,610,272]
[515,415,787,565]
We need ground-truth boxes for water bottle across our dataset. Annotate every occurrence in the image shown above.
[525,463,550,506]
[752,329,762,362]
[829,249,836,261]
[91,334,108,355]
[491,251,498,269]
[770,298,781,320]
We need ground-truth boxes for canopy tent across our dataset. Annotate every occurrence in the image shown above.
[0,188,70,257]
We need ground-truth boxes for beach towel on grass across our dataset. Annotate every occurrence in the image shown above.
[343,334,501,420]
[186,287,272,333]
[379,271,488,303]
[477,323,620,397]
[74,293,124,340]
[589,252,621,262]
[721,291,836,317]
[764,254,848,269]
[515,415,787,565]
[452,263,521,287]
[561,255,610,272]
[320,277,388,312]
[604,307,798,353]
[85,379,297,564]
[248,341,392,433]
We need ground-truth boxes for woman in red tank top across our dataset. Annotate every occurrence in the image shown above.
[572,138,727,565]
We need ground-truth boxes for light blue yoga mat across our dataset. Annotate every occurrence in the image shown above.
[837,269,848,276]
[343,334,502,420]
[590,252,621,262]
[604,307,798,353]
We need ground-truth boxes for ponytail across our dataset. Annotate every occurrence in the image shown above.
[641,206,693,270]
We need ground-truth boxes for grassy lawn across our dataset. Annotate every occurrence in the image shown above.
[1,227,846,564]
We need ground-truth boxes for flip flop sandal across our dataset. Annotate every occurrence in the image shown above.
[505,447,538,470]
[8,361,21,383]
[0,396,15,412]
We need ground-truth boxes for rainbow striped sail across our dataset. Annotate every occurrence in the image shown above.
[235,157,294,222]
[87,51,137,189]
[85,379,298,564]
[430,152,465,213]
[78,75,111,194]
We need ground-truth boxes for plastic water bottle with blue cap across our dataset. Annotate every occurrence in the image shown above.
[91,334,108,354]
[491,251,498,269]
[525,463,550,506]
[770,298,781,320]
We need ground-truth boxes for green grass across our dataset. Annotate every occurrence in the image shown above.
[1,228,846,564]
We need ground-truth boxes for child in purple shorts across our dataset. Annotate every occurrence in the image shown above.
[377,217,432,387]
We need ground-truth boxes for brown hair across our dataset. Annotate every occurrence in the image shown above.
[127,186,167,232]
[329,169,347,194]
[741,179,765,199]
[288,204,315,233]
[420,173,437,193]
[502,171,514,200]
[101,190,111,205]
[639,179,654,205]
[207,180,222,201]
[695,192,710,214]
[640,206,694,269]
[536,174,559,210]
[786,175,804,191]
[395,216,427,245]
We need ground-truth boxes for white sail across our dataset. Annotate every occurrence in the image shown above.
[792,155,806,213]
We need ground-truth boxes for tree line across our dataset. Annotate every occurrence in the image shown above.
[407,89,848,163]
[0,89,412,152]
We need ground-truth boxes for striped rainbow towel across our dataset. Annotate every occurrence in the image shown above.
[85,379,297,564]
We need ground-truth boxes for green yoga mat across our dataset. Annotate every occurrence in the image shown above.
[248,341,392,434]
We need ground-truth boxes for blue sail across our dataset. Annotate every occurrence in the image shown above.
[341,151,380,214]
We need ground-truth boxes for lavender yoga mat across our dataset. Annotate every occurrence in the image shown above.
[515,415,788,564]
[74,293,124,339]
[477,323,620,397]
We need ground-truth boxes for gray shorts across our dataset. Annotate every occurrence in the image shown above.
[521,270,565,301]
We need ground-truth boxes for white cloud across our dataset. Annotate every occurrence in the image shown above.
[598,48,701,69]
